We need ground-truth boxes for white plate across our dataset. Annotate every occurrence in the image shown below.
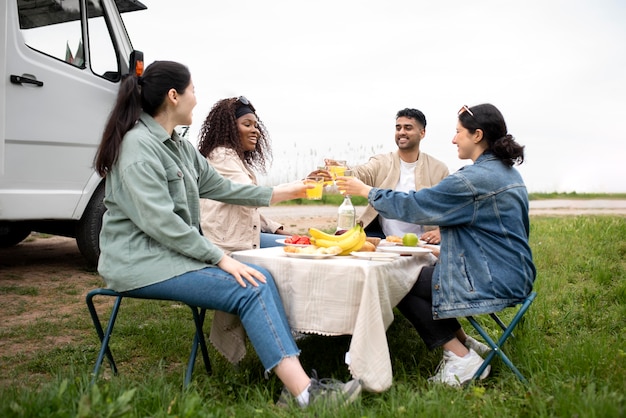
[379,239,427,246]
[276,239,311,247]
[351,251,400,260]
[376,246,432,255]
[283,252,336,259]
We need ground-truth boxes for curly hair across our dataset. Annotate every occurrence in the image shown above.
[197,97,272,173]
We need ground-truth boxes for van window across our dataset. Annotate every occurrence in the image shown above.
[87,4,119,80]
[17,0,119,79]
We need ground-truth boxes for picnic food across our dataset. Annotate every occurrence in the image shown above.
[386,235,402,243]
[309,225,360,242]
[283,245,342,255]
[284,234,311,245]
[360,241,376,252]
[365,237,381,247]
[402,233,419,247]
[309,225,366,255]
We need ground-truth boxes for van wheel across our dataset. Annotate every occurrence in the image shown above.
[0,223,31,247]
[77,182,106,267]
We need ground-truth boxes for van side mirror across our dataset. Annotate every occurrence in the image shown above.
[129,50,144,76]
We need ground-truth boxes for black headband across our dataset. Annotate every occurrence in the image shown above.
[235,105,254,119]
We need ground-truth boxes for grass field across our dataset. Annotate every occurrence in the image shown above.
[1,215,625,417]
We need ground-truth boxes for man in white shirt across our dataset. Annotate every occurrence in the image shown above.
[346,108,449,242]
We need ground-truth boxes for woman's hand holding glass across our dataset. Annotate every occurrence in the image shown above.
[339,169,354,196]
[270,181,309,204]
[304,175,324,200]
[336,175,371,198]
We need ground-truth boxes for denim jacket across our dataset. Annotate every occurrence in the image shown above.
[369,152,536,319]
[352,150,449,229]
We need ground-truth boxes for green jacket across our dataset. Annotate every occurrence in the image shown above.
[98,113,272,291]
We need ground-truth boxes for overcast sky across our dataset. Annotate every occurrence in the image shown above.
[123,0,626,193]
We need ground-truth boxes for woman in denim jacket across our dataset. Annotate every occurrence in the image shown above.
[337,103,536,386]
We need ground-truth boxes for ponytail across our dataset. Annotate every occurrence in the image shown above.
[491,134,525,167]
[94,61,191,177]
[94,75,142,176]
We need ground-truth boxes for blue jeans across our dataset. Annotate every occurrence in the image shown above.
[260,232,285,248]
[123,264,300,372]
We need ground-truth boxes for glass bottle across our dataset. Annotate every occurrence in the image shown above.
[336,195,356,233]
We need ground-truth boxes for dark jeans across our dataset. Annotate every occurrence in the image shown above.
[396,266,461,350]
[364,216,386,239]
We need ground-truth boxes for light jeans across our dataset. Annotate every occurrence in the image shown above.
[260,232,285,248]
[123,263,300,372]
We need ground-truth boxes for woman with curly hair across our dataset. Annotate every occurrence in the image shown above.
[95,62,361,408]
[198,96,291,254]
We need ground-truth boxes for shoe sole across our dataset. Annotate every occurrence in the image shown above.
[429,364,492,387]
[460,364,491,386]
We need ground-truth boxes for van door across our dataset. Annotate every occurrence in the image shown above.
[2,0,128,220]
[1,1,8,175]
[1,0,145,263]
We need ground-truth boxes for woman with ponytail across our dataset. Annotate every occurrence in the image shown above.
[94,61,361,408]
[337,103,536,387]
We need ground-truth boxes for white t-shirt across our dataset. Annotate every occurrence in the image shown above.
[379,160,424,237]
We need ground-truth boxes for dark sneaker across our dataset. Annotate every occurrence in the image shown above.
[276,386,294,408]
[308,370,362,408]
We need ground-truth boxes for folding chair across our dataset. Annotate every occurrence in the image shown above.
[466,291,537,384]
[86,288,212,387]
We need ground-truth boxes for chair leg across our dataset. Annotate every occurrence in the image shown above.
[467,316,528,383]
[489,313,512,336]
[185,306,212,387]
[86,292,123,385]
[87,289,214,387]
[468,292,537,384]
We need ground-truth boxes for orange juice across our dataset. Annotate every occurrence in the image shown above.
[305,177,324,200]
[328,165,346,179]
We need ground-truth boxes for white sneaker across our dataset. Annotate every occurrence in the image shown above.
[464,335,491,357]
[428,349,491,387]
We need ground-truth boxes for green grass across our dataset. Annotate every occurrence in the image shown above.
[527,192,626,200]
[277,193,369,206]
[1,216,625,417]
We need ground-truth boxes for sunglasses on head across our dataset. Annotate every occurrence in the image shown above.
[458,105,474,117]
[237,96,250,105]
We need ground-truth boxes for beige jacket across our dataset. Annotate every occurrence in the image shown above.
[352,151,449,228]
[200,147,283,364]
[200,147,282,255]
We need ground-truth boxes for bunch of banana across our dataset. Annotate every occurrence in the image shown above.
[309,225,366,256]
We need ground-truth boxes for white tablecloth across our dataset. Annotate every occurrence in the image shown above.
[227,247,435,392]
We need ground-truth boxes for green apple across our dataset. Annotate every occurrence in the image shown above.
[402,233,419,247]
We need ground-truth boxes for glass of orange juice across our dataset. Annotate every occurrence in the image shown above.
[325,159,347,179]
[305,176,324,200]
[338,169,354,196]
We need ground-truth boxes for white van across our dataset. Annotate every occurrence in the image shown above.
[0,0,146,266]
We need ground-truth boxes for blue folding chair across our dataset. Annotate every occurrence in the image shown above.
[466,291,537,384]
[86,288,212,387]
